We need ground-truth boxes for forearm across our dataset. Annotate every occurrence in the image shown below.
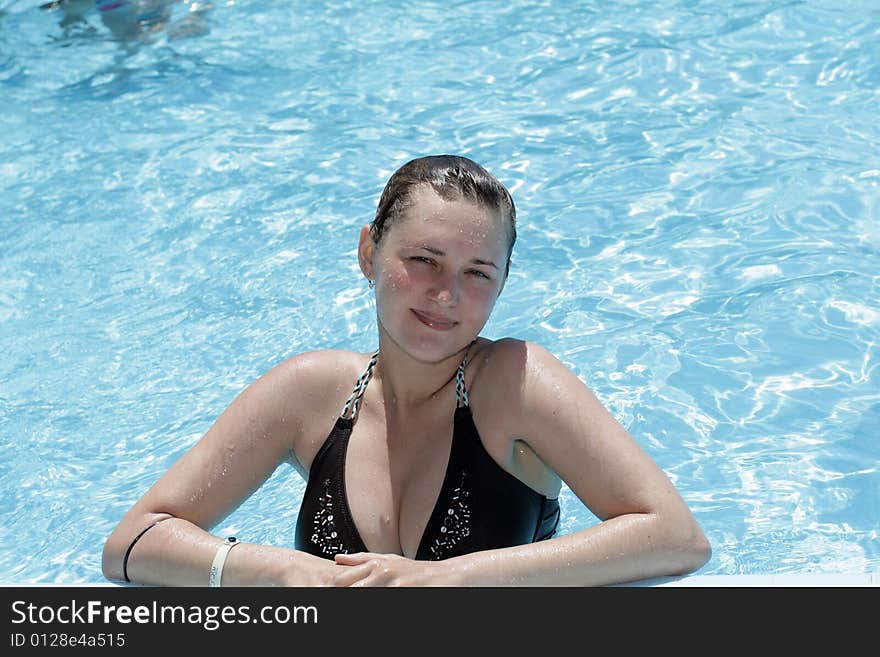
[102,515,332,587]
[443,513,711,587]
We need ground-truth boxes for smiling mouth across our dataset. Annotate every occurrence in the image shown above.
[411,309,458,331]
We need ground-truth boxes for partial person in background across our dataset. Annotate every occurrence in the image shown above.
[102,154,711,586]
[40,0,212,42]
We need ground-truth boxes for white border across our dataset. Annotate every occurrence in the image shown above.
[1,573,878,587]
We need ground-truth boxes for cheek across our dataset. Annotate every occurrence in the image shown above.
[478,289,501,313]
[377,259,411,292]
[463,280,501,312]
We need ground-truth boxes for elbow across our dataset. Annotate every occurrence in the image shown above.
[101,513,174,584]
[673,522,712,576]
[101,526,126,583]
[684,532,712,574]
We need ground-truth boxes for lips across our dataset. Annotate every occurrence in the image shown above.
[411,309,458,331]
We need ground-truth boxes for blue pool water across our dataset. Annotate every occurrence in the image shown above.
[1,0,878,584]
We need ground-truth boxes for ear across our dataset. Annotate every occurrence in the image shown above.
[357,224,376,279]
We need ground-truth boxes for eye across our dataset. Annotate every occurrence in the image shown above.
[468,269,492,280]
[412,256,436,265]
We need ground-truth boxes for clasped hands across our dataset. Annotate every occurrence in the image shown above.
[330,552,456,587]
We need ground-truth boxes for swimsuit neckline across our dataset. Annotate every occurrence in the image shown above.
[332,404,471,558]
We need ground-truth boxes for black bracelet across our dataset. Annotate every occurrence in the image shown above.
[122,522,159,583]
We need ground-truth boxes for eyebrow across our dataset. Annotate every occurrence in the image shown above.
[417,245,499,270]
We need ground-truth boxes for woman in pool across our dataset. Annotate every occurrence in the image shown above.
[102,154,711,586]
[40,0,211,42]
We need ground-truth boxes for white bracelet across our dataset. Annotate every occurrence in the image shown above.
[209,537,240,587]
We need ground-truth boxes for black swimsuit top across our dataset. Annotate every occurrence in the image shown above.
[294,348,560,561]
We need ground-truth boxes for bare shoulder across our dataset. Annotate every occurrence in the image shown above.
[268,348,362,392]
[262,348,371,472]
[470,337,595,434]
[263,348,369,420]
[470,337,566,398]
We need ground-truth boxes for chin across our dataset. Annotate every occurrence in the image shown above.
[382,326,466,363]
[378,309,482,360]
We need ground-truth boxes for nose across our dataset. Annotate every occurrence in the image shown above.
[430,271,459,307]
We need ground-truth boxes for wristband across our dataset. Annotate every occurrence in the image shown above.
[209,536,240,587]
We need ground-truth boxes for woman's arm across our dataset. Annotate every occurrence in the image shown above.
[101,352,345,587]
[447,338,711,586]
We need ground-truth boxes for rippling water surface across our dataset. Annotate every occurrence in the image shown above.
[1,0,878,583]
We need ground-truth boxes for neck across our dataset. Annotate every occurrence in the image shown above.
[373,330,473,413]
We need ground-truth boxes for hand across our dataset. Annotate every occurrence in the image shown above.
[331,552,454,587]
[274,550,358,587]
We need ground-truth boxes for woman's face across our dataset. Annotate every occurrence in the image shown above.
[359,184,509,363]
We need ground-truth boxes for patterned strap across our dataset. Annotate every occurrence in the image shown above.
[341,349,379,420]
[341,342,476,419]
[455,351,471,408]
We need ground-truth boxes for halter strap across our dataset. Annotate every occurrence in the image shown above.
[341,349,379,420]
[341,344,475,420]
[455,351,471,408]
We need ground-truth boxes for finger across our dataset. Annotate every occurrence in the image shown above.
[350,563,396,587]
[334,552,372,566]
[332,561,375,587]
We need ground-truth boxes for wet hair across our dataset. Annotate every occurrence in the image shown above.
[370,155,517,278]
